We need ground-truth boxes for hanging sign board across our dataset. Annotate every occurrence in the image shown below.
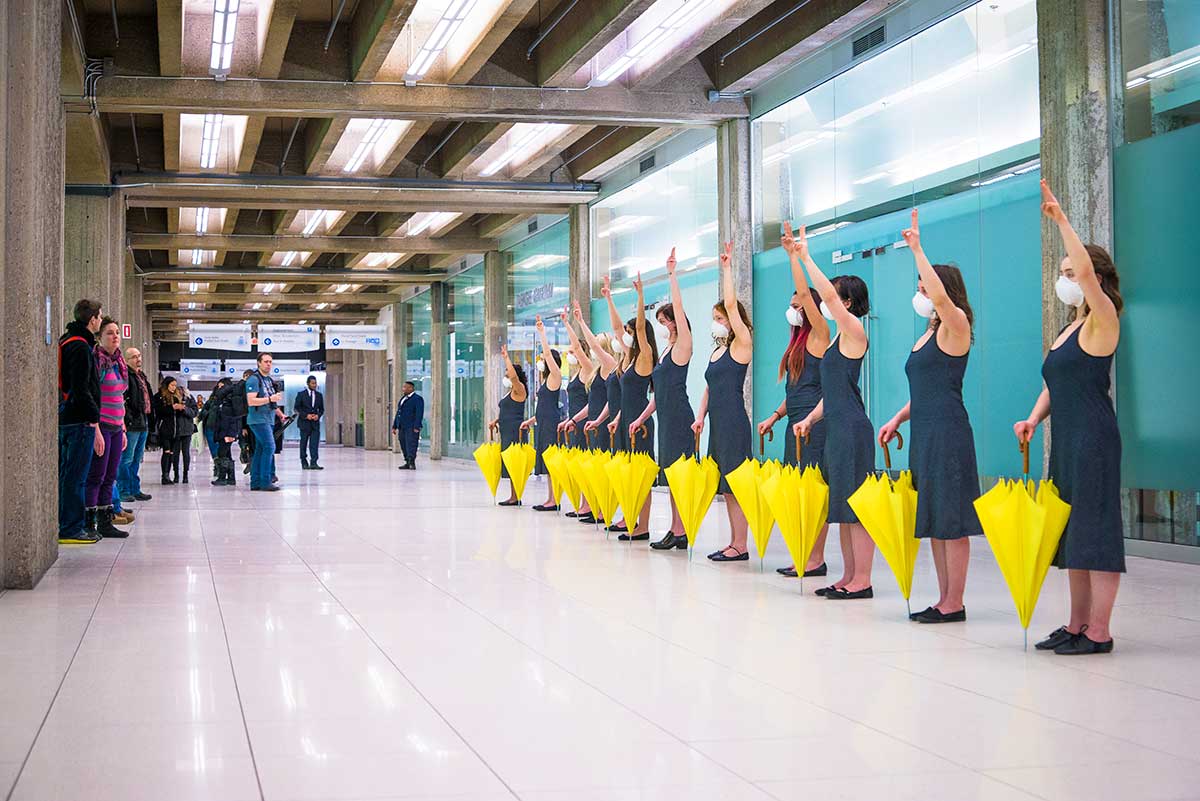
[179,359,223,380]
[224,359,259,377]
[269,359,312,377]
[257,324,320,352]
[189,323,252,351]
[325,325,387,350]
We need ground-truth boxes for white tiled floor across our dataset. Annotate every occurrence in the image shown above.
[3,445,1199,801]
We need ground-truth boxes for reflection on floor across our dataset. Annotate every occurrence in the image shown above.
[2,445,1198,801]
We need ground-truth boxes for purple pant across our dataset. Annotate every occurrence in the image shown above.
[85,425,124,508]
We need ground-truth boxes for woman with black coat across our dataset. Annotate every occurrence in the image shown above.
[154,377,197,484]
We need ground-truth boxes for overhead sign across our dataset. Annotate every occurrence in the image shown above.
[325,324,387,351]
[224,359,259,377]
[179,359,223,380]
[269,359,312,377]
[189,323,252,351]
[258,324,320,352]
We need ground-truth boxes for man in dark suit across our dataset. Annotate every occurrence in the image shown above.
[294,375,325,470]
[391,381,424,470]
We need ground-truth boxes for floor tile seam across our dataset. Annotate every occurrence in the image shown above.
[3,539,128,801]
[251,507,526,801]
[197,510,269,801]
[857,652,1200,767]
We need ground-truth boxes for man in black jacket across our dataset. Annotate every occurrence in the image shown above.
[294,375,324,470]
[118,346,153,503]
[59,299,104,544]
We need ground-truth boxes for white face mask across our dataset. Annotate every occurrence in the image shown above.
[502,377,513,390]
[566,353,578,366]
[1055,275,1085,307]
[711,320,729,340]
[621,332,634,348]
[785,307,804,327]
[536,358,545,374]
[653,323,670,343]
[911,292,935,318]
[819,301,836,320]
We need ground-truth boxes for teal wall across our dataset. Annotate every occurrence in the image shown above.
[1114,123,1200,489]
[751,173,1045,477]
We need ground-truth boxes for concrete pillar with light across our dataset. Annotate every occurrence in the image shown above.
[483,251,508,436]
[429,282,449,460]
[716,118,754,420]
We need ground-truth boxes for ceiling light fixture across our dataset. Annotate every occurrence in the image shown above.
[301,210,331,237]
[262,283,276,294]
[209,0,241,78]
[1146,53,1200,80]
[479,123,569,177]
[344,119,390,173]
[196,207,211,235]
[463,285,484,295]
[250,302,264,310]
[333,283,352,293]
[188,282,199,293]
[200,113,224,168]
[406,211,459,236]
[591,0,715,86]
[280,251,298,267]
[403,0,482,85]
[191,249,204,265]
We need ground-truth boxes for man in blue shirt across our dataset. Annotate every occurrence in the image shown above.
[245,352,284,491]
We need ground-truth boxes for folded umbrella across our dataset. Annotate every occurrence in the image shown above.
[848,433,919,616]
[762,432,829,586]
[472,426,503,500]
[664,431,721,557]
[501,427,537,503]
[605,449,659,545]
[542,444,571,510]
[585,450,620,535]
[974,440,1071,649]
[725,431,781,570]
[559,446,585,514]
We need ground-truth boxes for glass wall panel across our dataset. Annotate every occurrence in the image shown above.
[403,293,434,448]
[1120,0,1200,143]
[446,263,486,457]
[504,219,570,418]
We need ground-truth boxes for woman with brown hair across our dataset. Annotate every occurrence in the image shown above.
[692,241,754,562]
[1015,180,1124,655]
[153,376,195,484]
[878,209,982,623]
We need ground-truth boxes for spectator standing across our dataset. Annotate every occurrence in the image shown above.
[391,381,424,470]
[84,318,130,539]
[154,377,195,484]
[295,375,325,470]
[246,353,284,491]
[58,299,104,545]
[118,346,153,503]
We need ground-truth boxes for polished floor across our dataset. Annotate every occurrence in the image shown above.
[3,446,1199,801]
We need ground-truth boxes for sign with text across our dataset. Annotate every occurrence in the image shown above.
[179,359,223,380]
[269,359,312,377]
[224,359,259,377]
[189,323,252,351]
[325,325,387,351]
[257,324,320,352]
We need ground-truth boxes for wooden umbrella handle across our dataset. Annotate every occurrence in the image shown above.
[1019,438,1030,477]
[882,431,904,471]
[585,426,594,448]
[487,420,497,442]
[759,428,774,458]
[693,429,701,458]
[794,430,810,464]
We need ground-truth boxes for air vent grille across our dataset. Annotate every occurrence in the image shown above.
[852,25,885,59]
[527,219,538,234]
[639,155,656,174]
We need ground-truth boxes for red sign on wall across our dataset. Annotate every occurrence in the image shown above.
[121,323,132,339]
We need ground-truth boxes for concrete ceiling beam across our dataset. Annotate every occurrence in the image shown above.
[146,292,394,305]
[436,122,514,177]
[234,0,302,173]
[534,0,658,87]
[131,233,496,254]
[559,125,679,181]
[350,0,421,81]
[150,309,375,322]
[137,267,446,283]
[476,213,528,238]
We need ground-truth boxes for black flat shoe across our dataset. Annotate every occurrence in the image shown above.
[711,549,749,562]
[565,511,579,518]
[1034,626,1078,651]
[532,504,560,512]
[606,523,628,533]
[814,585,839,597]
[675,536,689,550]
[649,533,679,550]
[617,532,650,542]
[915,607,966,624]
[706,549,726,560]
[909,605,935,621]
[1054,632,1114,655]
[779,567,799,578]
[577,515,596,524]
[498,499,522,507]
[803,563,828,577]
[826,586,873,600]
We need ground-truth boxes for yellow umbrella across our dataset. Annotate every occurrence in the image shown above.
[604,450,659,544]
[542,444,571,510]
[500,427,537,503]
[472,426,503,501]
[585,450,620,534]
[725,431,781,569]
[848,433,919,616]
[559,447,585,514]
[974,440,1071,648]
[762,433,829,585]
[568,448,599,525]
[664,432,721,556]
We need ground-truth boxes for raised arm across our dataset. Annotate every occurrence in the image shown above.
[665,248,692,362]
[575,301,617,373]
[561,309,594,375]
[719,241,753,358]
[633,273,654,375]
[783,222,831,342]
[601,274,624,341]
[535,315,561,391]
[501,343,527,402]
[793,223,866,351]
[1041,180,1119,336]
[901,209,970,344]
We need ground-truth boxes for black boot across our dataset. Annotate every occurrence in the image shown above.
[83,507,100,539]
[212,457,227,486]
[225,458,236,486]
[96,506,129,539]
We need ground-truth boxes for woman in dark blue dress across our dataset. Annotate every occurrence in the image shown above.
[878,209,982,624]
[520,315,563,512]
[759,225,833,577]
[557,308,598,518]
[628,250,695,551]
[793,224,876,599]
[576,302,617,525]
[493,343,528,506]
[692,242,754,562]
[1015,181,1124,656]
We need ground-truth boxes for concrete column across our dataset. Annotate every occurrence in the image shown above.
[716,117,754,420]
[1036,0,1113,469]
[2,0,64,589]
[483,252,508,436]
[429,281,448,460]
[344,350,363,446]
[63,192,125,321]
[568,205,591,319]
[363,350,388,450]
[390,300,408,454]
[324,354,343,444]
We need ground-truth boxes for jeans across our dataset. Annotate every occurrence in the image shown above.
[85,425,123,508]
[58,424,95,537]
[299,424,319,464]
[249,423,275,488]
[204,426,218,457]
[118,428,148,498]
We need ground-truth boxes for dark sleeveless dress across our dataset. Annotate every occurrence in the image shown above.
[1043,325,1124,572]
[621,367,655,457]
[822,337,874,523]
[783,349,826,469]
[905,336,983,539]
[587,371,611,452]
[606,371,627,453]
[704,348,753,494]
[566,374,589,449]
[498,392,525,479]
[533,379,562,475]
[653,347,695,470]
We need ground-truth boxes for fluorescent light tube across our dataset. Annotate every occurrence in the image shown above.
[209,0,241,77]
[403,0,482,84]
[200,113,224,169]
[191,249,203,265]
[480,124,569,177]
[407,211,459,236]
[344,119,391,173]
[301,210,330,237]
[281,251,298,267]
[592,0,715,85]
[1147,53,1200,79]
[196,207,210,235]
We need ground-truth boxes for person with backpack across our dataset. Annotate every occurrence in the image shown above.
[58,299,104,544]
[245,353,284,491]
[209,377,246,486]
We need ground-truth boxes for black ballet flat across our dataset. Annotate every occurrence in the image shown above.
[826,586,873,600]
[498,499,522,507]
[803,562,828,578]
[814,585,838,597]
[909,605,935,621]
[1034,626,1077,651]
[606,523,628,533]
[649,533,679,550]
[577,514,596,524]
[532,504,560,512]
[617,532,650,542]
[778,567,799,578]
[711,549,749,562]
[565,511,579,518]
[1053,631,1113,655]
[915,607,966,624]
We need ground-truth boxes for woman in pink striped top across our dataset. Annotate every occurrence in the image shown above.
[84,317,129,539]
